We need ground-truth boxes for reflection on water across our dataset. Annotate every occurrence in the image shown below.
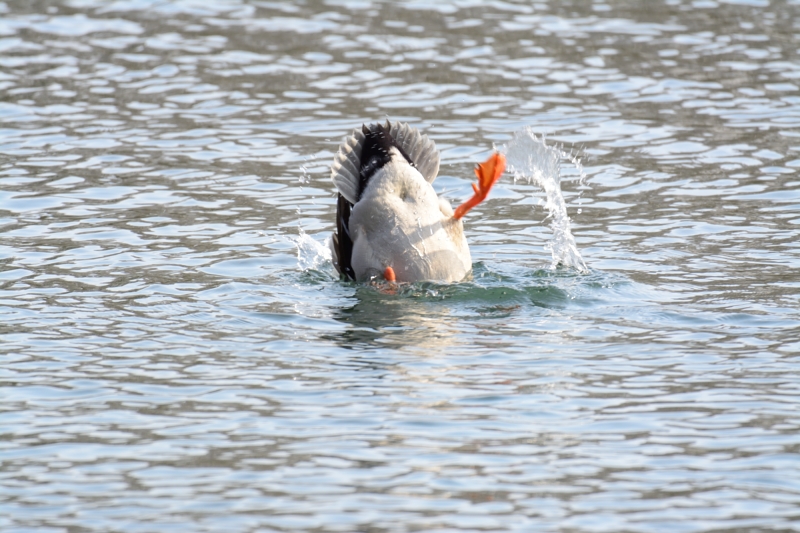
[333,285,460,351]
[2,0,800,531]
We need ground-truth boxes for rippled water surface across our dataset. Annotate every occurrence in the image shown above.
[2,0,800,531]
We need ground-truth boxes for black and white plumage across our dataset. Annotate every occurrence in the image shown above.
[329,121,472,283]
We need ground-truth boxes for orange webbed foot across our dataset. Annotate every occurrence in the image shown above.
[453,151,507,220]
[371,266,397,294]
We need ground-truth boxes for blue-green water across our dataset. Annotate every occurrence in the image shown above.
[1,1,799,531]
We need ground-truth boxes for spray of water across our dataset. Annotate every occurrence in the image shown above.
[502,127,588,273]
[295,228,332,272]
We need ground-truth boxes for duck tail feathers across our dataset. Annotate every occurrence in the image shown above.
[330,127,365,205]
[385,121,440,185]
[331,122,441,204]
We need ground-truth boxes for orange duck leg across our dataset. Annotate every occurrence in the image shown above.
[454,152,507,220]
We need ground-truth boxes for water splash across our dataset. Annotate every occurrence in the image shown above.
[294,228,332,271]
[502,127,588,273]
[299,162,310,185]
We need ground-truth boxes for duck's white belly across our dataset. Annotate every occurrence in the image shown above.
[349,162,471,283]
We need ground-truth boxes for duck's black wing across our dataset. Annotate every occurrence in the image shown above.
[332,193,356,281]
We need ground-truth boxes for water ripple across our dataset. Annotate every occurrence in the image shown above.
[1,0,799,531]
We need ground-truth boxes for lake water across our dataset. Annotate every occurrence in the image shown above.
[2,0,800,531]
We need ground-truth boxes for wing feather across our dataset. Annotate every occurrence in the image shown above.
[332,193,355,280]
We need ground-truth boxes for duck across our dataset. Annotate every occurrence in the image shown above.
[329,120,505,283]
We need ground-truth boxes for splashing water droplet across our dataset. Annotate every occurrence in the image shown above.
[294,228,332,271]
[501,127,588,273]
[299,163,310,185]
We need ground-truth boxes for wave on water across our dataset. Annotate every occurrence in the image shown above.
[502,127,589,273]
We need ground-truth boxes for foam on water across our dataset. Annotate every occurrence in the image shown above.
[502,127,589,273]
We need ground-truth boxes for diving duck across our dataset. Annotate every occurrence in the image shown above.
[329,121,505,283]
